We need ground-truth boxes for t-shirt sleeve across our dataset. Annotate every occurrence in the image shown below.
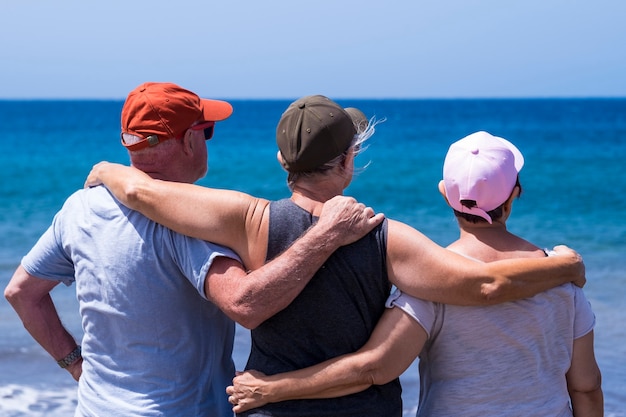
[385,288,437,338]
[546,249,596,339]
[21,213,75,286]
[170,232,242,300]
[573,285,596,339]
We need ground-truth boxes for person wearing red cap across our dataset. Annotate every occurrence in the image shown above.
[226,131,603,417]
[4,84,382,417]
[85,96,586,416]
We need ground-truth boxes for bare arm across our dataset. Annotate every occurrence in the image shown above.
[205,196,386,328]
[386,220,585,306]
[86,162,269,269]
[4,266,83,381]
[226,307,426,412]
[566,331,604,417]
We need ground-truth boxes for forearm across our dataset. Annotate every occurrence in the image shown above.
[230,356,373,413]
[261,309,421,400]
[233,223,349,328]
[89,163,153,210]
[90,163,266,269]
[480,254,583,303]
[229,307,424,412]
[266,357,373,401]
[5,268,80,372]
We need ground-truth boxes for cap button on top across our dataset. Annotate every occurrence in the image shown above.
[298,103,306,109]
[471,148,479,155]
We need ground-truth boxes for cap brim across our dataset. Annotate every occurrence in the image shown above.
[200,99,233,122]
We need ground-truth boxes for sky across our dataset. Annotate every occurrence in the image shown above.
[1,0,625,100]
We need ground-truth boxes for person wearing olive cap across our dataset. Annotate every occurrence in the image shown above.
[227,131,603,417]
[85,96,586,416]
[4,84,382,417]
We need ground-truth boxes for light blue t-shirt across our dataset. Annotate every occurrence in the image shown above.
[22,186,240,417]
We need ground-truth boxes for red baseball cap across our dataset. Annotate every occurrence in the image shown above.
[121,82,233,151]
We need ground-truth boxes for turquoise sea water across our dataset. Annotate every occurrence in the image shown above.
[0,99,625,416]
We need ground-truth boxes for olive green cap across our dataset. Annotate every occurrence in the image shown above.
[276,95,357,173]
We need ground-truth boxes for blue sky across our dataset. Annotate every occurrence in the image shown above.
[2,0,625,99]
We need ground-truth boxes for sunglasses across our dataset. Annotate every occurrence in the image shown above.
[189,121,215,141]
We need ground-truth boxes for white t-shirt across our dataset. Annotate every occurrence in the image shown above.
[387,277,595,417]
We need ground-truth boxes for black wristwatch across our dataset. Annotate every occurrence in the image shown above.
[57,345,82,368]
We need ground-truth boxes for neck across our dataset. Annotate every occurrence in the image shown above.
[289,181,343,216]
[455,218,517,249]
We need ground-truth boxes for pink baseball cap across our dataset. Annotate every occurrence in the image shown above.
[442,131,524,224]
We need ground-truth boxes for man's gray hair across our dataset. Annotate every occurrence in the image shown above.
[286,116,383,189]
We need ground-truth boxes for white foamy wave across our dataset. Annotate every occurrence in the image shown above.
[0,384,77,417]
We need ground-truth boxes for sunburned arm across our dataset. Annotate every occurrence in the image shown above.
[205,196,385,328]
[4,266,83,381]
[86,162,270,269]
[386,220,586,306]
[566,331,604,417]
[226,307,426,412]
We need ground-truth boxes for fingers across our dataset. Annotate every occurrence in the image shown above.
[368,212,385,226]
[550,245,586,288]
[84,161,113,189]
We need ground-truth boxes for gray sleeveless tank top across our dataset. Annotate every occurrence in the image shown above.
[240,198,402,417]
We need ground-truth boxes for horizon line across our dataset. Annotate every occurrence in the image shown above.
[1,95,626,102]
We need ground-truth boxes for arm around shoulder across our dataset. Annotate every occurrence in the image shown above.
[87,162,270,269]
[226,307,426,412]
[386,219,585,306]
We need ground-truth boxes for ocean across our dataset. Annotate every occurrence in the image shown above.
[0,98,624,416]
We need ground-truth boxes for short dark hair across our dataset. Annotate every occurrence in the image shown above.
[452,177,522,223]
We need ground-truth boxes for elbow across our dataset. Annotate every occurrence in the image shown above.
[569,373,603,396]
[478,281,507,305]
[119,182,144,210]
[234,314,263,330]
[4,282,20,308]
[360,359,390,386]
[225,302,265,330]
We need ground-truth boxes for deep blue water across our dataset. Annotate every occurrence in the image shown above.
[1,99,625,416]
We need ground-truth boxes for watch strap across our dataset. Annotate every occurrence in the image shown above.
[57,345,82,368]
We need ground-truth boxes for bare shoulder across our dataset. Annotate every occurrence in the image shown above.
[239,195,271,270]
[386,219,441,261]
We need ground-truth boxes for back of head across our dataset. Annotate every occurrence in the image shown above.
[276,95,357,173]
[442,131,524,224]
[120,82,233,151]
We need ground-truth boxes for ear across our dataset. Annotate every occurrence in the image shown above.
[276,150,289,172]
[181,129,194,156]
[438,180,450,205]
[503,185,520,213]
[342,148,355,170]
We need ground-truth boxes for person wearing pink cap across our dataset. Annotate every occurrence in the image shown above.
[4,83,382,417]
[226,131,603,417]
